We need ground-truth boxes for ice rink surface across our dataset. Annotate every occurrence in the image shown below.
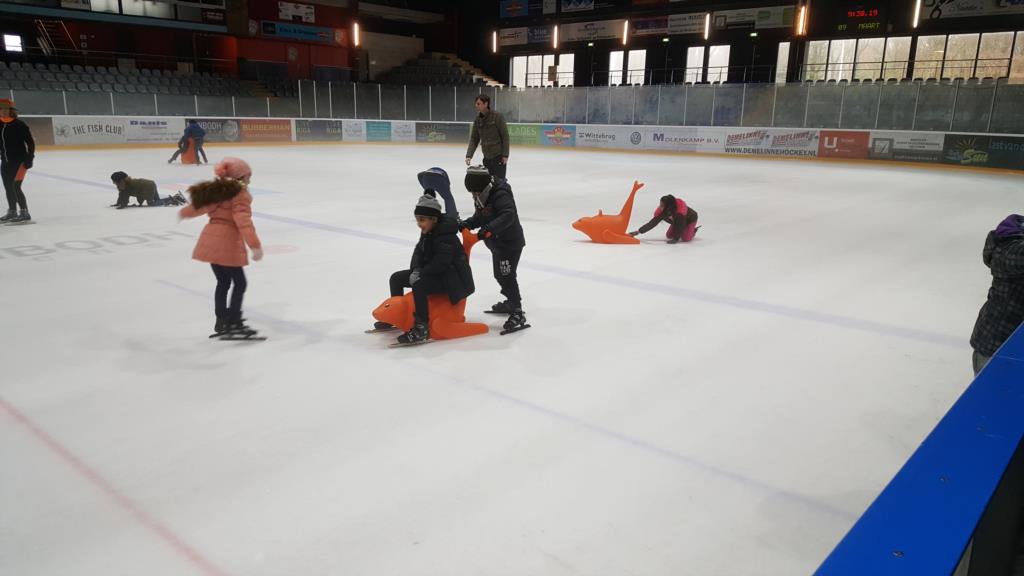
[2,143,1021,575]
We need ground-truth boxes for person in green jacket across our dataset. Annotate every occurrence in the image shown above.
[110,172,185,209]
[465,94,510,180]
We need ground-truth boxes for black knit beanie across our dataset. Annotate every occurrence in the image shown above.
[414,190,443,218]
[464,165,492,193]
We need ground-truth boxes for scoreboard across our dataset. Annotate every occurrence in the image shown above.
[834,2,887,33]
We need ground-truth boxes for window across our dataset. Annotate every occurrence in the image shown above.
[89,0,120,14]
[557,53,575,86]
[626,49,647,85]
[805,40,829,81]
[854,37,884,80]
[882,36,912,80]
[707,44,730,83]
[775,42,790,84]
[943,33,979,79]
[914,35,946,79]
[122,0,174,18]
[826,38,856,80]
[511,56,527,88]
[527,54,543,87]
[542,54,556,86]
[686,46,705,83]
[608,50,624,85]
[2,34,22,53]
[976,32,1013,79]
[1012,31,1024,80]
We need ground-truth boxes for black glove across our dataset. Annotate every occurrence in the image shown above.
[629,231,639,237]
[23,159,32,169]
[478,229,492,239]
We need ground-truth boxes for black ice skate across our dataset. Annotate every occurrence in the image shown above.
[485,300,514,315]
[500,309,531,335]
[213,319,266,341]
[5,211,33,225]
[365,321,398,334]
[391,321,430,347]
[0,209,16,222]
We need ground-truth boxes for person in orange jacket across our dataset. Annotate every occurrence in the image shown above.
[179,157,263,338]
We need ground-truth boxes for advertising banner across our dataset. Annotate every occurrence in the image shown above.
[23,117,55,146]
[562,0,595,12]
[818,130,870,159]
[868,131,945,163]
[713,6,794,29]
[668,13,707,34]
[986,136,1024,170]
[278,1,315,23]
[508,123,542,146]
[261,21,343,46]
[240,119,292,142]
[500,0,541,17]
[196,119,242,143]
[724,128,820,157]
[416,122,471,143]
[528,26,553,44]
[562,19,626,42]
[295,119,344,141]
[52,117,126,145]
[366,121,392,142]
[342,119,366,141]
[644,126,726,153]
[941,134,1024,169]
[391,121,416,142]
[125,117,182,144]
[922,0,1024,20]
[540,124,577,147]
[632,16,668,36]
[575,124,646,149]
[499,27,529,46]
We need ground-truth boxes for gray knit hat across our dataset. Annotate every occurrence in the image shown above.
[414,191,443,218]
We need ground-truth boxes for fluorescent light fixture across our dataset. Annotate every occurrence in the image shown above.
[796,5,807,36]
[492,31,497,53]
[553,25,559,50]
[622,20,629,45]
[913,0,922,28]
[703,13,710,41]
[662,37,670,43]
[750,32,758,38]
[353,22,360,46]
[587,42,594,47]
[3,34,23,53]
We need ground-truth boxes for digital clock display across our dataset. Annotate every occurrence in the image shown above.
[847,8,881,19]
[835,3,885,32]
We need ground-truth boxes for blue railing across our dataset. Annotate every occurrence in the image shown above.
[817,323,1024,575]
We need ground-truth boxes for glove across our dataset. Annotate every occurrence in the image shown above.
[478,229,492,239]
[458,220,471,231]
[251,247,264,262]
[409,269,421,285]
[628,231,639,237]
[23,159,32,170]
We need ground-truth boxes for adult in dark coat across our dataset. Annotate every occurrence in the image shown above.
[0,98,35,223]
[970,214,1024,374]
[390,192,475,343]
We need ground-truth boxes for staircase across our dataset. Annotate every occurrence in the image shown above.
[35,20,77,56]
[429,52,504,87]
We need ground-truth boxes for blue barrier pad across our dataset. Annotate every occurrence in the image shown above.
[816,349,1024,575]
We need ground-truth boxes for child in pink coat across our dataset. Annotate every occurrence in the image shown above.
[179,157,263,336]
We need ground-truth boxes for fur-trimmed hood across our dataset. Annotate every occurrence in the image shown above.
[188,178,245,209]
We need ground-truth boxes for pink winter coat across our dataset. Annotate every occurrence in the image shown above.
[179,185,261,267]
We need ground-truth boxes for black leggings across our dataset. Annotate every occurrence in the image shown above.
[1,161,27,211]
[491,246,523,308]
[211,264,247,322]
[390,269,446,323]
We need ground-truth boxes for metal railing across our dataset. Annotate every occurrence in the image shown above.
[7,77,1024,134]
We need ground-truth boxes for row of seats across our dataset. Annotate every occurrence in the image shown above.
[379,54,488,87]
[803,76,1003,85]
[0,60,251,96]
[0,60,229,78]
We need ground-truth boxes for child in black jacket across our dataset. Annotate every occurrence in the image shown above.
[970,214,1024,374]
[459,165,528,332]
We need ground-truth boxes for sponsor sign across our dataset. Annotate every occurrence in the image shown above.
[500,0,538,17]
[391,121,416,142]
[342,120,366,141]
[415,122,471,143]
[644,127,725,153]
[940,134,1024,169]
[868,131,945,163]
[540,124,577,146]
[240,119,292,142]
[576,125,645,149]
[562,19,626,42]
[562,0,595,12]
[366,121,392,142]
[278,1,315,23]
[508,124,542,146]
[499,27,529,46]
[261,21,342,46]
[724,128,820,157]
[528,26,553,44]
[195,119,241,143]
[633,16,668,36]
[818,130,870,159]
[668,13,707,34]
[713,6,794,29]
[986,136,1024,170]
[52,117,126,145]
[922,0,1024,19]
[125,117,181,144]
[23,117,55,146]
[295,119,344,141]
[202,9,226,24]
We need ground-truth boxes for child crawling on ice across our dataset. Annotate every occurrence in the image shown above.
[110,172,186,208]
[630,194,699,244]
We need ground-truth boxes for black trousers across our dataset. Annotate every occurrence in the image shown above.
[195,141,207,163]
[211,264,247,322]
[1,161,27,211]
[117,190,173,208]
[491,246,523,308]
[390,269,446,323]
[483,156,507,180]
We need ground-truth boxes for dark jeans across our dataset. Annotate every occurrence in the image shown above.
[491,246,523,309]
[1,161,27,211]
[483,156,507,180]
[117,190,174,207]
[390,269,446,323]
[211,264,247,322]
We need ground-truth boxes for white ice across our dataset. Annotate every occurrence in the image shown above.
[1,143,1020,576]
